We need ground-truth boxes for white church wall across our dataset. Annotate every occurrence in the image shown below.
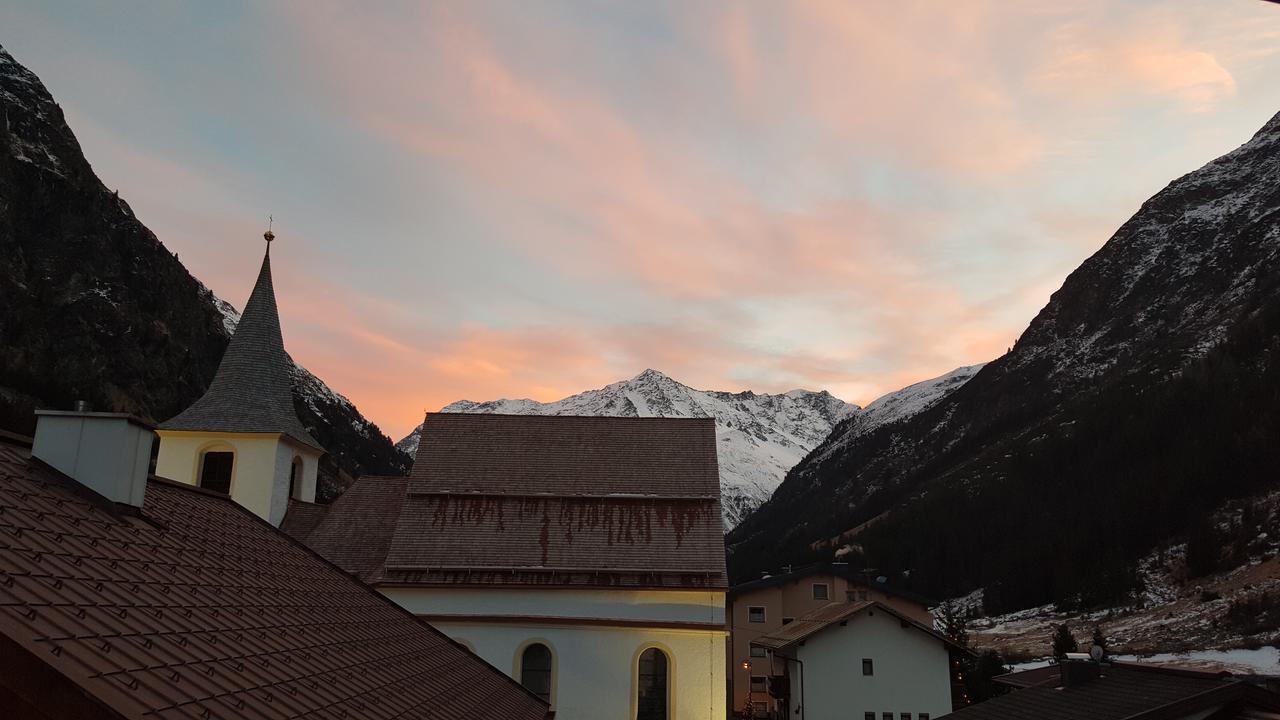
[155,432,291,524]
[430,619,726,720]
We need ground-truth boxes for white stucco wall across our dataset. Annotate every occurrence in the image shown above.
[155,431,319,525]
[793,607,952,720]
[384,587,727,720]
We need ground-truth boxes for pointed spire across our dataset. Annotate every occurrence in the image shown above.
[160,231,321,449]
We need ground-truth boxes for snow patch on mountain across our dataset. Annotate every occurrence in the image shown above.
[396,369,859,528]
[807,364,985,468]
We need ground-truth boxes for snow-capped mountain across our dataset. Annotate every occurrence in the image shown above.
[397,369,859,528]
[730,108,1280,613]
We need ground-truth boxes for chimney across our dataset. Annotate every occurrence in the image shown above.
[32,409,155,507]
[1059,654,1101,688]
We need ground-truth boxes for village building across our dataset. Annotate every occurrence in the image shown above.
[746,600,961,720]
[0,417,551,719]
[288,412,730,720]
[941,659,1280,720]
[155,229,322,527]
[728,562,937,715]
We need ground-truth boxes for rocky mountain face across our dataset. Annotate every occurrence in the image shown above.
[398,369,862,528]
[729,109,1280,614]
[0,46,408,497]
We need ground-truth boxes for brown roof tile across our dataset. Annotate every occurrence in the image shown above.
[943,662,1272,720]
[409,413,721,498]
[303,415,728,589]
[0,437,549,720]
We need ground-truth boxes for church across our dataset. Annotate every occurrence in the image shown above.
[156,237,729,720]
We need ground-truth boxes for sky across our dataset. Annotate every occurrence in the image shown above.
[4,1,1280,440]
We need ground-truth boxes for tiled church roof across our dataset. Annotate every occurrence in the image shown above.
[298,414,728,590]
[0,434,550,720]
[159,244,320,450]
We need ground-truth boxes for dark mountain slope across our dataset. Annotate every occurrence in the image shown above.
[0,45,408,495]
[728,110,1280,612]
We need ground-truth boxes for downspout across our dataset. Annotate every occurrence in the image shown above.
[772,651,804,720]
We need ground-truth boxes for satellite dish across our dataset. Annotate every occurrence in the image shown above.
[1089,644,1105,662]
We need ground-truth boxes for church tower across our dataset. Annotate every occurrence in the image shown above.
[156,229,323,526]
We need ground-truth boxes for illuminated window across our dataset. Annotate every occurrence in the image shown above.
[748,606,766,623]
[519,643,553,704]
[198,451,234,494]
[637,647,669,720]
[813,583,829,600]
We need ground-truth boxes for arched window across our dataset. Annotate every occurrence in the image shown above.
[198,451,234,494]
[519,642,553,704]
[636,647,669,720]
[288,456,303,499]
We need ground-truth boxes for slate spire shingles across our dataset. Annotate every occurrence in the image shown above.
[159,240,320,449]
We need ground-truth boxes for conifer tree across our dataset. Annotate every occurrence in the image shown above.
[1051,623,1078,659]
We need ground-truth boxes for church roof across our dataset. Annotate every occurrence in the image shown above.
[0,433,551,720]
[298,414,728,590]
[159,243,320,450]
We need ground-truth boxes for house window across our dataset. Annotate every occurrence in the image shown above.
[748,606,766,623]
[865,714,876,720]
[750,646,767,658]
[882,714,893,720]
[637,647,669,720]
[750,676,767,693]
[863,658,874,676]
[901,714,912,720]
[288,456,303,499]
[782,617,794,625]
[519,643,553,704]
[920,715,930,720]
[813,583,829,600]
[198,451,234,494]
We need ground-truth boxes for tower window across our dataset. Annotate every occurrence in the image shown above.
[289,456,303,499]
[199,452,234,494]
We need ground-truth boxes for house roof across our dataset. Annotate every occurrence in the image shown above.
[945,662,1280,720]
[750,600,965,653]
[295,475,408,583]
[728,561,936,607]
[300,414,728,590]
[278,498,330,541]
[159,244,320,450]
[0,434,550,720]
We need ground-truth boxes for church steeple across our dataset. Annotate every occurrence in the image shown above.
[161,232,319,448]
[156,229,324,525]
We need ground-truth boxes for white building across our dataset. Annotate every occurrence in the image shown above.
[288,413,730,720]
[154,229,321,526]
[751,601,962,720]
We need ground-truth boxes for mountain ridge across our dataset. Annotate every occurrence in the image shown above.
[399,366,984,527]
[0,45,410,496]
[728,107,1280,613]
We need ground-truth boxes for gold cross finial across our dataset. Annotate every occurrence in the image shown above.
[264,215,275,243]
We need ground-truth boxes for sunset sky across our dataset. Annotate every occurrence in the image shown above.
[5,1,1280,439]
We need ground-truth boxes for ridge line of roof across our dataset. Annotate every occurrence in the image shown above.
[403,490,721,501]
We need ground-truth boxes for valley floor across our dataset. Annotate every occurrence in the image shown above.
[968,555,1280,675]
